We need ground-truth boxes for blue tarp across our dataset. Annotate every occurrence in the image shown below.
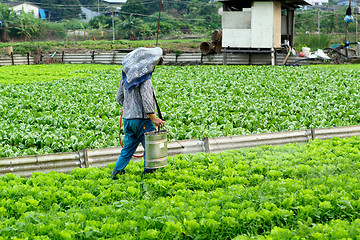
[39,9,46,20]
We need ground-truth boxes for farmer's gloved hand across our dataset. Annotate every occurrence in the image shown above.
[149,114,165,127]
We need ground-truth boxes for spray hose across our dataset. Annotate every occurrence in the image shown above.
[118,109,144,158]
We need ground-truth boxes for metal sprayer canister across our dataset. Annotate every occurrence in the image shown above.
[144,130,168,169]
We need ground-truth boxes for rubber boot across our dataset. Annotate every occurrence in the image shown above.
[110,169,125,180]
[143,168,157,174]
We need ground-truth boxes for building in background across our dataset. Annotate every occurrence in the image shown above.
[80,7,99,21]
[305,0,328,5]
[79,0,126,21]
[217,0,310,65]
[102,0,127,9]
[2,2,48,19]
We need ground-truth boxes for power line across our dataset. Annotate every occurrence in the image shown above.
[116,9,211,21]
[1,0,220,21]
[28,0,157,7]
[18,0,218,8]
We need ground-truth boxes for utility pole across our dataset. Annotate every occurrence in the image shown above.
[318,8,320,36]
[112,10,115,43]
[356,0,359,55]
[156,0,163,46]
[98,0,100,16]
[356,0,358,42]
[335,12,338,35]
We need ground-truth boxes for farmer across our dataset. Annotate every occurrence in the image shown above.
[110,47,165,179]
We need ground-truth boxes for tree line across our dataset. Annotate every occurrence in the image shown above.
[0,3,66,42]
[295,7,358,35]
[88,0,221,40]
[0,0,221,42]
[293,7,360,49]
[4,0,355,46]
[0,0,98,20]
[0,0,221,23]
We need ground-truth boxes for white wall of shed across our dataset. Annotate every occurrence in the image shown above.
[12,3,39,18]
[221,1,282,49]
[222,29,252,48]
[251,2,277,48]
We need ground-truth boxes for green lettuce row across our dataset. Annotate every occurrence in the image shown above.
[0,136,360,239]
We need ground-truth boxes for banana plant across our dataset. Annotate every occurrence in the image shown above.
[119,14,140,40]
[14,11,40,40]
[0,3,17,41]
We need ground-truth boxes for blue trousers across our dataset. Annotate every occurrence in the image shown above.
[114,118,155,171]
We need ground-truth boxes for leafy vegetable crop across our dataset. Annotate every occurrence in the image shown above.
[1,64,360,158]
[1,136,360,239]
[0,64,119,84]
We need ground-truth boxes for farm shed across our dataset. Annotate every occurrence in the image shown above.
[2,2,47,19]
[217,0,310,65]
[2,2,49,20]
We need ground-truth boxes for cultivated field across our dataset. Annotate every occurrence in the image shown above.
[1,64,360,239]
[1,137,360,239]
[1,64,360,157]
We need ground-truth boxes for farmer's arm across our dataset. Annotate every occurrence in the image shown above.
[116,80,124,106]
[148,113,165,127]
[140,80,165,127]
